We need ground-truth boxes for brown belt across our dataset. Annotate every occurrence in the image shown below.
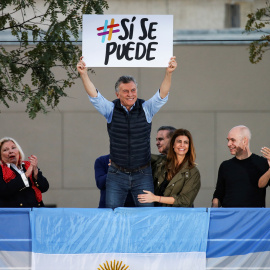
[111,161,150,173]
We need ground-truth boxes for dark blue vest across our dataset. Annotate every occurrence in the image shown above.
[107,98,152,169]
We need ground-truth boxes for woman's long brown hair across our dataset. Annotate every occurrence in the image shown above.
[166,129,196,180]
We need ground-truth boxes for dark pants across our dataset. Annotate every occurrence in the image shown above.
[106,165,154,209]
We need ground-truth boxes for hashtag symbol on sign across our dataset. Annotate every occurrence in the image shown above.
[97,19,120,43]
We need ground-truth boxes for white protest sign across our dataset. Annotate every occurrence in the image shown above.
[82,15,173,67]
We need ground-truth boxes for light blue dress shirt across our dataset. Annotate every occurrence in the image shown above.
[89,90,168,123]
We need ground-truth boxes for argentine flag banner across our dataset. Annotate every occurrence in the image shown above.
[30,207,209,270]
[207,208,270,270]
[0,208,31,269]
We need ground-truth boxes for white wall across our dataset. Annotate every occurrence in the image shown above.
[1,0,270,207]
[1,44,270,207]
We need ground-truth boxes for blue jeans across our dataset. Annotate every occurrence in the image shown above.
[106,165,154,209]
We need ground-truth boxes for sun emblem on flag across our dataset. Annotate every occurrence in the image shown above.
[98,260,130,270]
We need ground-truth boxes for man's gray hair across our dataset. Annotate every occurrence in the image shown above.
[115,75,138,93]
[157,126,176,138]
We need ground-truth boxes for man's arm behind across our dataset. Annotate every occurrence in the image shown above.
[94,155,110,190]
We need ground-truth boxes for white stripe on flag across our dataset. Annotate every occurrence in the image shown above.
[207,251,270,270]
[33,252,206,270]
[0,251,31,269]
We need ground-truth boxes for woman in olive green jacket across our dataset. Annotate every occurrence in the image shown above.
[138,129,201,207]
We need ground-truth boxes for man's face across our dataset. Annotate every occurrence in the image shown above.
[227,128,246,156]
[116,81,138,111]
[156,130,171,155]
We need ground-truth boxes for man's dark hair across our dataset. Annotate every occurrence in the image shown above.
[157,126,176,138]
[115,75,137,92]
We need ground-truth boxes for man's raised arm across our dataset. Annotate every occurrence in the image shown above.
[258,146,270,188]
[159,56,177,99]
[77,56,98,98]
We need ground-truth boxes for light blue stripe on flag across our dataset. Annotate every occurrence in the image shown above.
[0,208,31,252]
[30,207,210,254]
[207,208,270,258]
[0,208,32,269]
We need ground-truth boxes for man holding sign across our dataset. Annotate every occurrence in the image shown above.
[77,56,177,208]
